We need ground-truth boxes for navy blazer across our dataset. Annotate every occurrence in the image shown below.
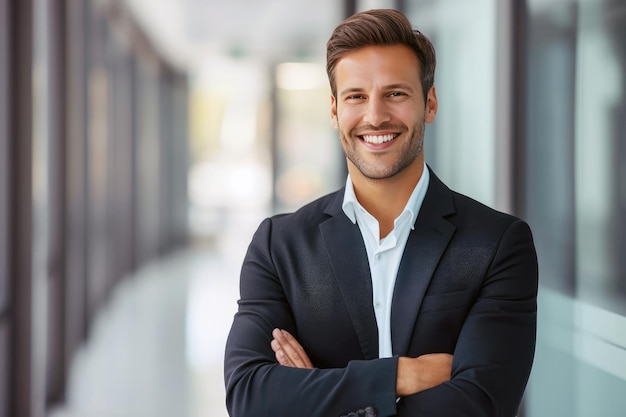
[224,168,538,417]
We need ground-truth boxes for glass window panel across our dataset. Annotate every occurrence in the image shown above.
[523,0,577,294]
[406,0,498,207]
[575,0,626,315]
[107,37,136,277]
[525,2,626,417]
[134,56,161,263]
[523,5,579,413]
[86,7,111,313]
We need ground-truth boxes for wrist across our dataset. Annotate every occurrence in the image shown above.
[396,356,418,397]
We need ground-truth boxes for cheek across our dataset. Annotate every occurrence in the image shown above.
[336,108,361,130]
[400,109,424,127]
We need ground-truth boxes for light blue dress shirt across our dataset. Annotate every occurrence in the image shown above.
[341,164,430,358]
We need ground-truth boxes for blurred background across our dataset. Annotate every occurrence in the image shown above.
[1,0,625,416]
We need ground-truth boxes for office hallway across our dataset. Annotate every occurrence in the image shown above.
[4,0,626,415]
[47,227,254,417]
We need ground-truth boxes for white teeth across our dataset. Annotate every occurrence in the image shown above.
[362,134,396,144]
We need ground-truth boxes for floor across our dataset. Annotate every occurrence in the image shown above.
[48,213,263,417]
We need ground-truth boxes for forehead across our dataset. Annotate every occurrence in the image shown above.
[334,44,421,89]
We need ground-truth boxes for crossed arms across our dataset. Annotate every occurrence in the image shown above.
[271,328,453,397]
[224,216,538,417]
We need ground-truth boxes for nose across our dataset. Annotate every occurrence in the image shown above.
[363,96,391,127]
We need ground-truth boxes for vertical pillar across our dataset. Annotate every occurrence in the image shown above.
[344,0,357,18]
[46,0,68,405]
[8,0,35,416]
[0,0,12,415]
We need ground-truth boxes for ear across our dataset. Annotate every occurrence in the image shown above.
[424,86,438,124]
[330,95,338,129]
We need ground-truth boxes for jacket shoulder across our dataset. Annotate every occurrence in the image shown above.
[269,189,343,228]
[452,190,519,222]
[427,169,526,230]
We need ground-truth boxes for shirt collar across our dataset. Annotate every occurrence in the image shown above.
[342,163,430,230]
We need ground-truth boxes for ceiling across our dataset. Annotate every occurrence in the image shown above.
[122,0,345,71]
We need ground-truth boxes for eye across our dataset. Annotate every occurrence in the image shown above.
[346,94,366,100]
[388,91,407,97]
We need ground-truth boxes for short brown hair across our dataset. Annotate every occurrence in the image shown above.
[326,9,436,103]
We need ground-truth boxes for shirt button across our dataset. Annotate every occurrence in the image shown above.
[375,301,382,309]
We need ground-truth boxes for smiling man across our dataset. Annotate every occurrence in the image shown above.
[224,9,538,417]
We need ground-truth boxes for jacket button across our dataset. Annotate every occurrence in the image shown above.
[365,406,377,417]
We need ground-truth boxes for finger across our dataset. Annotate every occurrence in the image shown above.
[272,329,298,367]
[270,338,280,353]
[271,338,294,367]
[272,328,312,369]
[273,331,304,367]
[282,330,313,368]
[275,346,293,366]
[273,329,313,369]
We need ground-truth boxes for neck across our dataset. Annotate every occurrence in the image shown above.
[349,159,424,238]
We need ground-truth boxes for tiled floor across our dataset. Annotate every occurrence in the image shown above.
[48,214,262,417]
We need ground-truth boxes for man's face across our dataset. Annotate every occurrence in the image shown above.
[331,44,437,181]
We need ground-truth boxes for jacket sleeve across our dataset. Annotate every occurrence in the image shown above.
[224,218,399,417]
[396,219,538,417]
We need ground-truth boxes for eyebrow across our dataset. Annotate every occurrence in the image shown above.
[339,87,365,98]
[339,83,416,97]
[386,83,416,93]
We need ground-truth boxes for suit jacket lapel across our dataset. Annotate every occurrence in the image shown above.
[320,192,379,360]
[391,171,456,356]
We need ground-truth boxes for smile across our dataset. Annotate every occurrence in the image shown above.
[360,134,398,144]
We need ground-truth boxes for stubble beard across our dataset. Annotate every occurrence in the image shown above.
[340,119,425,180]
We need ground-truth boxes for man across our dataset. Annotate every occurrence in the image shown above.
[224,9,537,417]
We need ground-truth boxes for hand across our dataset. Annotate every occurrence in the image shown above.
[396,353,453,397]
[270,328,314,369]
